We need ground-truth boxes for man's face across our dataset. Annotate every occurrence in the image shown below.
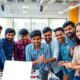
[43,31,52,43]
[20,34,29,42]
[0,29,2,33]
[55,31,66,43]
[64,25,75,38]
[5,33,15,42]
[32,36,41,47]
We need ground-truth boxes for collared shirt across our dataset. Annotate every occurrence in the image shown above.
[42,38,60,73]
[59,43,72,62]
[26,43,51,70]
[14,39,31,61]
[59,42,74,75]
[66,36,77,48]
[0,38,15,60]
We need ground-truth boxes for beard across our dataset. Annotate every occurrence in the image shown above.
[66,32,76,39]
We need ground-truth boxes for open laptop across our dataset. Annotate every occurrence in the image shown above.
[2,60,32,80]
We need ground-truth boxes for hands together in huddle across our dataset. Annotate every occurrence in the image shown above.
[58,61,72,69]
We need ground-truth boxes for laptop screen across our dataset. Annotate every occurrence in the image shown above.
[2,61,32,80]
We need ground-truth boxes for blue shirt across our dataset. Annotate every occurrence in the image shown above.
[59,42,74,75]
[43,39,60,73]
[26,43,52,70]
[59,43,72,62]
[66,37,77,48]
[0,38,15,60]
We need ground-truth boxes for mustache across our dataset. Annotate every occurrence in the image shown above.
[66,32,75,38]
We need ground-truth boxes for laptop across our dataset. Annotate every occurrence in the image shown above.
[2,60,32,80]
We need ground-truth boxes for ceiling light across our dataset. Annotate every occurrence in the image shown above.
[22,11,27,13]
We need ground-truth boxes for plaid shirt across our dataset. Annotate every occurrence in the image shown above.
[14,39,31,61]
[0,38,14,69]
[26,43,52,70]
[0,38,15,60]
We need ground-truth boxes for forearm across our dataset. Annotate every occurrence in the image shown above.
[47,57,56,63]
[32,60,40,65]
[73,65,80,70]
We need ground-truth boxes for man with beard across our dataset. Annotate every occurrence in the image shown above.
[42,27,62,79]
[0,28,15,70]
[63,21,77,48]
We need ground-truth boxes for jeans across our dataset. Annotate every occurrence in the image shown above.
[40,69,49,80]
[73,76,80,80]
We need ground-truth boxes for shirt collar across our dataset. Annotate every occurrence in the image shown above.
[32,43,43,50]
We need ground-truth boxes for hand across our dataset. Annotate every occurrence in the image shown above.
[64,62,72,69]
[39,55,45,62]
[58,61,65,67]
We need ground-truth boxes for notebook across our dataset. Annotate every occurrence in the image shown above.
[2,60,32,80]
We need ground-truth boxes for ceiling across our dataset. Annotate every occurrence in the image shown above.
[0,0,79,14]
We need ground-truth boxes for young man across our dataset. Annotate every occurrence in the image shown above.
[14,29,31,61]
[63,21,77,48]
[26,30,52,80]
[42,27,62,79]
[54,27,74,80]
[0,28,15,70]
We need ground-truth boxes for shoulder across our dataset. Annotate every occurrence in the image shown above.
[41,43,50,50]
[26,43,33,49]
[15,40,22,45]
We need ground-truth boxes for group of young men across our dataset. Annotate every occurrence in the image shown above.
[0,21,77,80]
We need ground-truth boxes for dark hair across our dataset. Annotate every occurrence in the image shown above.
[42,27,52,33]
[30,30,41,38]
[0,25,2,29]
[75,22,80,45]
[63,21,75,28]
[19,28,29,35]
[54,27,64,33]
[5,28,16,35]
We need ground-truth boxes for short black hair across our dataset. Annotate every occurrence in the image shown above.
[30,30,41,38]
[19,28,29,35]
[63,21,75,28]
[5,28,16,35]
[54,27,64,33]
[0,25,2,29]
[42,27,52,33]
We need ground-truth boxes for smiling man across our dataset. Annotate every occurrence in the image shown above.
[0,28,15,70]
[26,30,52,80]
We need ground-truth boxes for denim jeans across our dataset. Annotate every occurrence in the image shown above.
[40,69,49,80]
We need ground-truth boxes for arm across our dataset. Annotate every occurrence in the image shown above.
[44,40,59,63]
[0,41,6,65]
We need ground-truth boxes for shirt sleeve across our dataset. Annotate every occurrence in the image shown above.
[14,43,19,60]
[25,45,32,61]
[52,39,59,59]
[0,41,6,65]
